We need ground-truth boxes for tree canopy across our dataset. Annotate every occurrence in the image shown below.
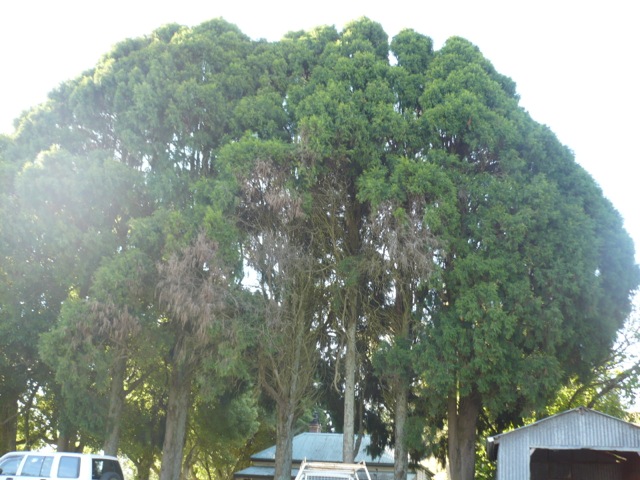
[0,17,638,480]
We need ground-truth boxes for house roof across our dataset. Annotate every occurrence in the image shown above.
[235,433,397,480]
[235,466,289,479]
[250,433,395,465]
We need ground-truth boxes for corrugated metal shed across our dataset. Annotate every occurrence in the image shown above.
[487,407,640,480]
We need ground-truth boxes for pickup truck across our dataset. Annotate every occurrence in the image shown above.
[0,451,124,480]
[294,460,372,480]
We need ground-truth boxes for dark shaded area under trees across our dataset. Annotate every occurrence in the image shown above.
[0,17,638,480]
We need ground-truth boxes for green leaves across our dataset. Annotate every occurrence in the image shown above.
[1,16,638,479]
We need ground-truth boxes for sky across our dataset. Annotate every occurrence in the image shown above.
[1,4,638,289]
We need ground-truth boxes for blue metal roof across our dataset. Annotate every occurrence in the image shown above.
[235,466,296,478]
[251,433,395,465]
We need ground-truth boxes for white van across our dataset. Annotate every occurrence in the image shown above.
[0,451,124,480]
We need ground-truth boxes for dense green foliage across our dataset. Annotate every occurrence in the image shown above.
[0,17,638,480]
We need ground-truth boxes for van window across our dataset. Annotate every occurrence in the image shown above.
[21,455,53,477]
[0,454,24,475]
[58,456,81,478]
[92,459,124,478]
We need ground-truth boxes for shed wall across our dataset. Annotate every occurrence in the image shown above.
[495,410,640,480]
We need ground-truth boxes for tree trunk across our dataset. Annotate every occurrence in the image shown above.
[56,413,79,452]
[342,183,363,465]
[447,390,481,480]
[159,362,192,480]
[394,386,409,480]
[342,316,357,463]
[0,389,18,453]
[133,451,156,480]
[57,435,70,452]
[274,316,307,480]
[181,443,199,480]
[103,353,126,455]
[274,400,296,480]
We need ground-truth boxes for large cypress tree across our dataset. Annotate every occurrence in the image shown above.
[415,37,639,480]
